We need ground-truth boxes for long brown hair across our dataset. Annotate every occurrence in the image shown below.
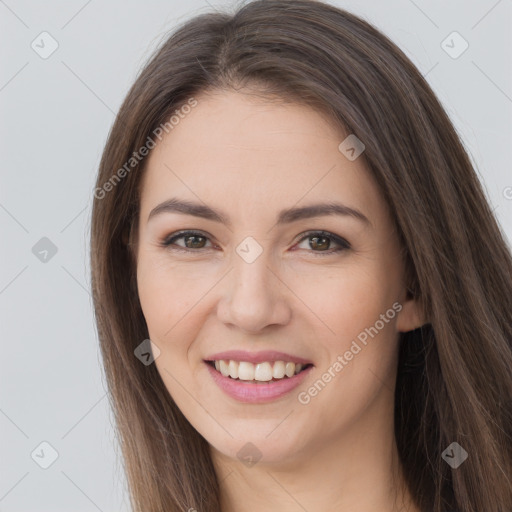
[90,1,512,510]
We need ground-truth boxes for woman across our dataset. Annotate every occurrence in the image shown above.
[90,1,512,511]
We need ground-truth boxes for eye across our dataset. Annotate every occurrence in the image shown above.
[161,230,214,252]
[160,230,350,255]
[293,230,350,256]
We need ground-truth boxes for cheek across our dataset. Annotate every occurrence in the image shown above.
[290,262,402,408]
[136,258,208,403]
[288,261,400,344]
[136,254,212,342]
[293,269,401,430]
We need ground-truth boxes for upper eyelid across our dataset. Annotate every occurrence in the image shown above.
[163,230,214,245]
[162,229,350,249]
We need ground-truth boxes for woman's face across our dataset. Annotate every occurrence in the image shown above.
[135,89,422,466]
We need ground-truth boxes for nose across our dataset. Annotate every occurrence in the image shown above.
[216,250,292,333]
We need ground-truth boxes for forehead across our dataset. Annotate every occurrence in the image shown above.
[139,90,387,228]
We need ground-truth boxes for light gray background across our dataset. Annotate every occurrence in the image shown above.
[1,0,511,510]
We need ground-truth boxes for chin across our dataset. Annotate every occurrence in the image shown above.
[204,423,308,467]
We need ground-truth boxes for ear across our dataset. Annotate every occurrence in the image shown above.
[396,291,425,333]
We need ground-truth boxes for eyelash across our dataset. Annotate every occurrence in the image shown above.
[160,230,350,256]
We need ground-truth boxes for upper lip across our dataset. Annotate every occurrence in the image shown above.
[204,350,313,365]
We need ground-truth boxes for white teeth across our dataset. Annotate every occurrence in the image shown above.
[219,360,230,377]
[254,362,273,381]
[211,359,309,381]
[273,361,286,379]
[228,360,239,379]
[238,361,255,380]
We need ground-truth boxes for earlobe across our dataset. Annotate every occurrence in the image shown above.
[396,296,425,333]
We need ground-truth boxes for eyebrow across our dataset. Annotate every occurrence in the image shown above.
[147,197,371,227]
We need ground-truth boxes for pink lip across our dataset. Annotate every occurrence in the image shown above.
[204,350,312,365]
[205,362,313,403]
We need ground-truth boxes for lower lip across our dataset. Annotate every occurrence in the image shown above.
[205,362,313,403]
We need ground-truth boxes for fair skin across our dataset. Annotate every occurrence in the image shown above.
[135,88,424,512]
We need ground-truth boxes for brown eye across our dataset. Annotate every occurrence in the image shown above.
[182,234,207,249]
[309,234,330,251]
[161,229,350,256]
[162,231,213,251]
[294,231,350,255]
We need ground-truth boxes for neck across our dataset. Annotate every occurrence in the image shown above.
[210,397,419,512]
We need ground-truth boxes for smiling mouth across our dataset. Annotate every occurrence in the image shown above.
[205,359,313,383]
